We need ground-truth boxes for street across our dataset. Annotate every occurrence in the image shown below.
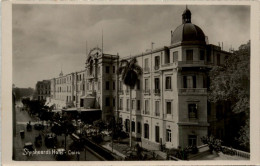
[13,106,102,161]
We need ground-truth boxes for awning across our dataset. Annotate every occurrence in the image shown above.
[80,94,95,98]
[78,108,101,112]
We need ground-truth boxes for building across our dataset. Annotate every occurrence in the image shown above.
[117,8,230,150]
[45,47,119,121]
[37,7,233,150]
[35,80,51,101]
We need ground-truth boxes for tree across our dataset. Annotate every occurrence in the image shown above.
[208,41,250,150]
[117,58,142,147]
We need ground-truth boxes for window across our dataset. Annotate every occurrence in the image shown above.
[145,100,149,114]
[173,51,178,62]
[105,97,110,106]
[154,78,160,91]
[155,101,160,116]
[113,98,116,107]
[106,81,110,90]
[166,129,172,142]
[125,119,130,132]
[119,81,122,91]
[165,76,171,90]
[137,100,141,110]
[200,50,205,60]
[165,51,170,64]
[155,56,160,69]
[132,121,135,132]
[98,82,101,90]
[144,124,149,139]
[183,76,196,88]
[188,135,197,147]
[98,66,101,75]
[188,104,198,119]
[144,58,149,70]
[137,122,141,134]
[217,54,221,65]
[127,99,129,111]
[113,81,115,90]
[186,50,193,61]
[113,66,115,73]
[119,99,123,109]
[106,66,110,73]
[155,126,160,143]
[132,100,135,110]
[144,79,149,91]
[166,101,172,114]
[207,52,211,62]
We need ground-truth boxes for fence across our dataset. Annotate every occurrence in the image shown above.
[221,146,250,159]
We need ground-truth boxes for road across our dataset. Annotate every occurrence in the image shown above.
[13,106,102,161]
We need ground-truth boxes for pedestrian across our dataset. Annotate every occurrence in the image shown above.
[77,153,80,161]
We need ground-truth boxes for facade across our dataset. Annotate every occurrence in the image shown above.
[35,80,51,101]
[36,7,233,150]
[45,47,119,121]
[117,8,230,150]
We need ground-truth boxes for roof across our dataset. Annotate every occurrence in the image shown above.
[171,23,206,45]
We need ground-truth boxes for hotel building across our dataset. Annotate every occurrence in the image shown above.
[39,8,231,149]
[117,8,230,149]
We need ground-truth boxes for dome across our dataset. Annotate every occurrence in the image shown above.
[171,23,206,45]
[171,7,206,45]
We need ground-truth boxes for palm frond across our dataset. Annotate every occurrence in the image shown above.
[132,65,143,76]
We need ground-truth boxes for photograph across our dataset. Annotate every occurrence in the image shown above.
[7,2,254,162]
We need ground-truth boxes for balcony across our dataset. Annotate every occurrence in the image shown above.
[155,112,160,117]
[144,67,150,73]
[154,65,160,71]
[118,90,124,95]
[87,73,95,79]
[143,110,150,115]
[178,61,213,67]
[143,89,151,95]
[153,89,161,96]
[125,89,130,95]
[178,88,207,95]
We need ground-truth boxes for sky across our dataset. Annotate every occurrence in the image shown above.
[12,4,250,88]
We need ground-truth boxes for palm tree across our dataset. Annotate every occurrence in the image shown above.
[117,57,142,147]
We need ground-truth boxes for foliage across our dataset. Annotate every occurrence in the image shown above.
[208,41,250,149]
[236,119,250,149]
[201,136,223,153]
[117,58,143,89]
[167,146,189,160]
[93,119,105,132]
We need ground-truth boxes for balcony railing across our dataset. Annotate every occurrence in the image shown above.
[178,88,207,94]
[144,67,150,73]
[118,90,124,95]
[155,112,160,117]
[143,110,150,115]
[178,61,213,66]
[143,89,151,95]
[161,63,173,67]
[153,89,161,95]
[154,65,160,70]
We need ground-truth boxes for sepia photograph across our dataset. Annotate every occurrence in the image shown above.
[2,1,257,164]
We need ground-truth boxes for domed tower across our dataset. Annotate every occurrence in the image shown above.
[171,7,206,45]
